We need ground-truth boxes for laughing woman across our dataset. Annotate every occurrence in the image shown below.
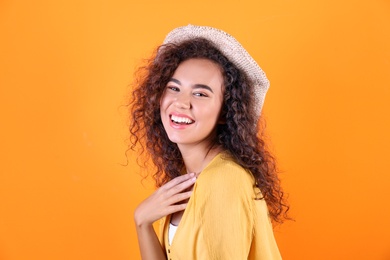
[129,25,289,259]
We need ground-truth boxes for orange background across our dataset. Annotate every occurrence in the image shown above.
[1,0,389,259]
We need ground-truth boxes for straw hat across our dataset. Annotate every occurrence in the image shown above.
[163,24,270,117]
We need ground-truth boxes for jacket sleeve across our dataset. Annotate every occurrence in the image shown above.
[194,162,254,259]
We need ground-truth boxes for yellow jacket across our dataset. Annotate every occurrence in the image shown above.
[159,152,282,259]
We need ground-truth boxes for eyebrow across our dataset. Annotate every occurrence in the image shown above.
[169,78,214,93]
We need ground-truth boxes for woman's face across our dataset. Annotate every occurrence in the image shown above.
[160,58,224,149]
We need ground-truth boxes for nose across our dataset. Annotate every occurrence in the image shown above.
[174,94,191,109]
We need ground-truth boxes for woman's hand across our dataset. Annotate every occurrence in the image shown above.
[134,173,196,227]
[134,173,196,259]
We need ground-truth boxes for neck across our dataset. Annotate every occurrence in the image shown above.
[178,143,222,175]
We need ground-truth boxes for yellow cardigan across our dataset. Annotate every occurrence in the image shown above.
[158,152,282,259]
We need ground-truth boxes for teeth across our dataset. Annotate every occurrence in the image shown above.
[171,115,193,124]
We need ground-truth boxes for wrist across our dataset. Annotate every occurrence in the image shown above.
[134,209,152,228]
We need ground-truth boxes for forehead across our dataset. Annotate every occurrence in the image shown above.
[172,58,224,87]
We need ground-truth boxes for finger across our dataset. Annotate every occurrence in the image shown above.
[165,203,188,215]
[166,190,193,206]
[166,176,196,196]
[161,173,196,191]
[165,172,195,189]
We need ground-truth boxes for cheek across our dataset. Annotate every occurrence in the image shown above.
[212,99,224,115]
[202,104,222,122]
[159,94,168,111]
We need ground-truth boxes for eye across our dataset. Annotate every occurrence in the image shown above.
[193,92,208,97]
[167,86,180,92]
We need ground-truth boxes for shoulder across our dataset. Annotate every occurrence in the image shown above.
[196,152,255,196]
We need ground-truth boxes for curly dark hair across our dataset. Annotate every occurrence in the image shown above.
[129,38,289,224]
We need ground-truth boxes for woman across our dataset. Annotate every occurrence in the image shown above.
[130,25,288,259]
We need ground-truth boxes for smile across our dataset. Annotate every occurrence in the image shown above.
[170,114,194,124]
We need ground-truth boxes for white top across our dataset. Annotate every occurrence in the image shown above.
[168,223,178,245]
